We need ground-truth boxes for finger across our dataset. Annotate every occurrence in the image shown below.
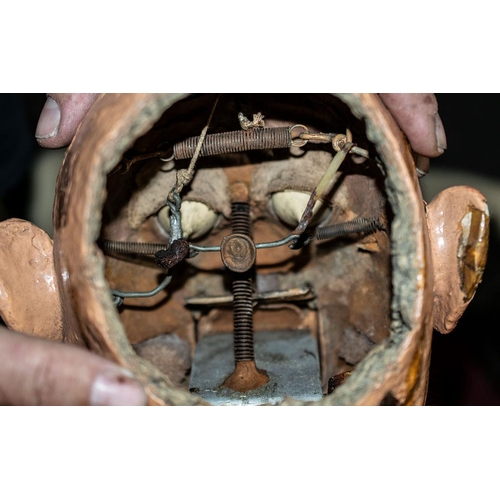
[379,93,447,159]
[35,93,101,149]
[0,327,147,405]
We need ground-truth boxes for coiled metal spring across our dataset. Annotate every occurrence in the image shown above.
[101,240,168,255]
[230,202,252,236]
[315,217,382,241]
[232,278,255,362]
[230,201,256,363]
[174,127,292,160]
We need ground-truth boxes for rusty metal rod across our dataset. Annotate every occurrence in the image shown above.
[221,199,270,392]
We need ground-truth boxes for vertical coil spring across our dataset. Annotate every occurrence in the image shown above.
[232,277,255,362]
[231,202,252,236]
[230,201,255,363]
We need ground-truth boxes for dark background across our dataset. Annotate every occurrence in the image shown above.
[1,93,499,405]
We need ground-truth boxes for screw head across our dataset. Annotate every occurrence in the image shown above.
[220,233,256,273]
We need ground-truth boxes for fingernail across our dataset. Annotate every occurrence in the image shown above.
[35,96,61,139]
[90,368,148,406]
[415,154,430,178]
[435,113,447,154]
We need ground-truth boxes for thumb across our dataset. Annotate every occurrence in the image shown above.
[35,93,101,149]
[378,93,447,159]
[0,327,147,405]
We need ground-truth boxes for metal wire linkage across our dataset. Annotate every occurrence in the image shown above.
[103,118,380,309]
[111,274,173,307]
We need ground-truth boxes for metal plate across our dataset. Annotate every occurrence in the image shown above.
[189,330,323,405]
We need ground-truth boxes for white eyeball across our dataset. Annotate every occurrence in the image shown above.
[271,190,327,227]
[158,200,218,240]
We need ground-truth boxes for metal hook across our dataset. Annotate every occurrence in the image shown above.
[290,124,310,147]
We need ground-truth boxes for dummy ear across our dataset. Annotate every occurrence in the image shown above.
[0,219,63,340]
[426,186,489,334]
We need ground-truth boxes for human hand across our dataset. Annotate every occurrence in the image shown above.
[0,326,147,405]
